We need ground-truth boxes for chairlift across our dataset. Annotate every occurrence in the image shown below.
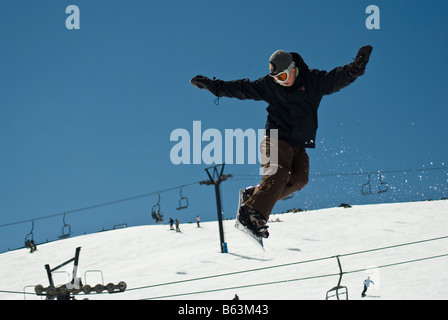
[151,193,164,223]
[59,212,72,239]
[25,220,35,244]
[176,186,189,210]
[377,173,388,194]
[361,173,373,196]
[325,255,349,300]
[326,284,348,300]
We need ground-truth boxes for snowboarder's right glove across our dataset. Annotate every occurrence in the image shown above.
[190,75,221,98]
[349,45,373,77]
[190,75,212,90]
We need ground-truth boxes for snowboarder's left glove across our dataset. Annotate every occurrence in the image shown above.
[349,45,373,77]
[190,75,212,90]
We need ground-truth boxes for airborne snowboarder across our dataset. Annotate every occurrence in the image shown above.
[191,45,373,241]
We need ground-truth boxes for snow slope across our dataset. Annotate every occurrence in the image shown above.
[0,200,447,300]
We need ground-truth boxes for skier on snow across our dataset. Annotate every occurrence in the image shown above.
[190,46,373,239]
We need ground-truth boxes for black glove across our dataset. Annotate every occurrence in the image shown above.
[349,45,373,77]
[190,75,212,90]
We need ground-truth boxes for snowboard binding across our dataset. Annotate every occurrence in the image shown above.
[235,187,268,249]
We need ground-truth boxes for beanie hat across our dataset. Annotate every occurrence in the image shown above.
[269,50,293,75]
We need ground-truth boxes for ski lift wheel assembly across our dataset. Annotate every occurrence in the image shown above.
[34,247,127,300]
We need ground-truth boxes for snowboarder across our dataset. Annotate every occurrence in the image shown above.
[361,276,374,297]
[191,46,372,239]
[169,218,174,230]
[175,219,181,233]
[196,215,201,228]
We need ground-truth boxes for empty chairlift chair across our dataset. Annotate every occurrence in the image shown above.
[176,186,189,210]
[326,256,348,300]
[361,173,374,196]
[59,212,72,239]
[377,173,388,194]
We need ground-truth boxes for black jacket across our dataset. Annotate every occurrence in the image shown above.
[206,52,358,148]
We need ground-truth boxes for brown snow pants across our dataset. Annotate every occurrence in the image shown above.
[244,137,309,219]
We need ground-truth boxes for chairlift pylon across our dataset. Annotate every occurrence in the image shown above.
[176,186,189,210]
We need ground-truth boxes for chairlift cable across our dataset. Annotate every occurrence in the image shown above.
[0,181,201,228]
[127,235,448,293]
[2,165,446,228]
[233,165,448,179]
[1,235,447,298]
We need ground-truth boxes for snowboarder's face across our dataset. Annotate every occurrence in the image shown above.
[280,67,296,87]
[270,62,297,87]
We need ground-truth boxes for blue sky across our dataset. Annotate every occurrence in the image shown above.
[1,0,447,253]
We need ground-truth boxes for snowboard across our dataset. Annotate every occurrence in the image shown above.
[234,188,264,249]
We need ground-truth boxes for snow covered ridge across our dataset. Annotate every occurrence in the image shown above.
[0,200,447,300]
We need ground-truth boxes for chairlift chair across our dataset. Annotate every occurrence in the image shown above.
[325,255,349,300]
[377,173,388,194]
[361,173,373,196]
[25,220,35,244]
[151,193,164,222]
[326,285,349,300]
[59,212,72,239]
[176,186,189,210]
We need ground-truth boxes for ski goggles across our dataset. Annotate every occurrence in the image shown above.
[270,61,295,83]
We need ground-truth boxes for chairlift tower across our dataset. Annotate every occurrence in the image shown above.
[200,164,233,253]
